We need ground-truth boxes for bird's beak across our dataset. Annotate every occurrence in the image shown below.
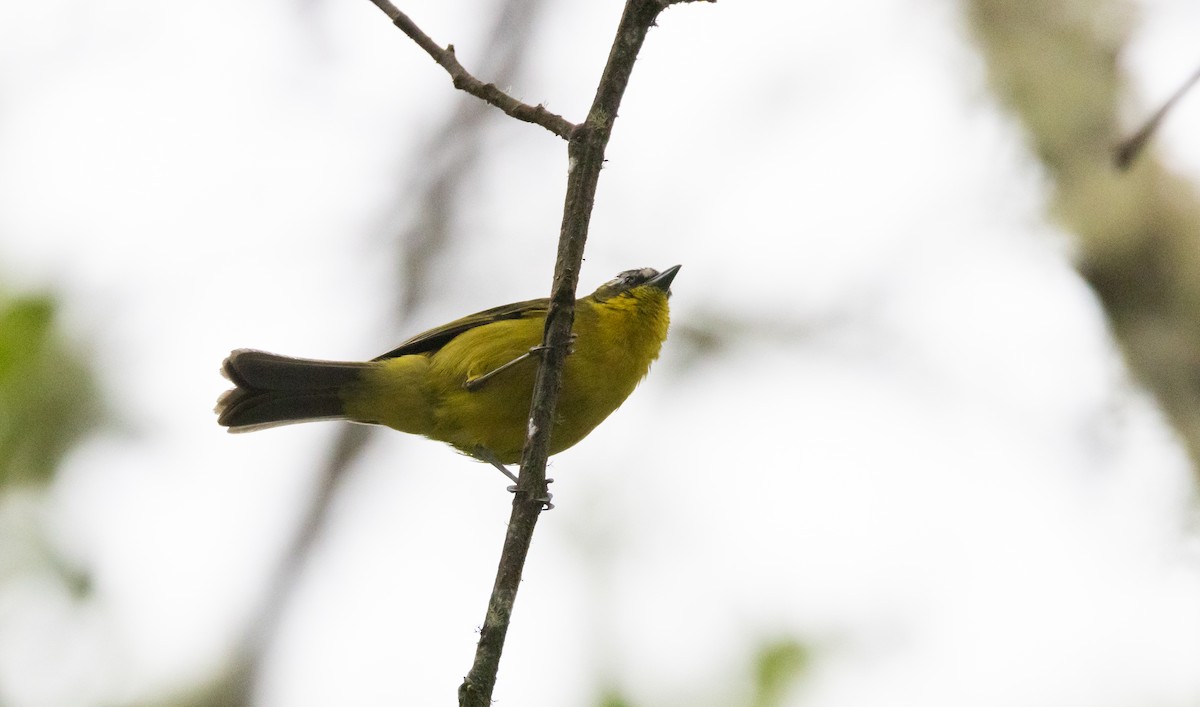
[647,264,681,293]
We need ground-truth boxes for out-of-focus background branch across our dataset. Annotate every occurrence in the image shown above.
[188,1,553,704]
[967,0,1200,478]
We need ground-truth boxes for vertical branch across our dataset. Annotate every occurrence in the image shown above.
[458,1,700,704]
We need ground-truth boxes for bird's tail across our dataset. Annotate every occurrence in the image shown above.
[216,349,369,432]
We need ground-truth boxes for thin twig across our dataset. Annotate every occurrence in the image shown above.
[1115,61,1200,170]
[366,0,577,139]
[386,0,549,317]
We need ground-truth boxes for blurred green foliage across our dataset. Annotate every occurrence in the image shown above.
[750,639,810,707]
[597,693,633,707]
[594,637,811,707]
[0,292,101,487]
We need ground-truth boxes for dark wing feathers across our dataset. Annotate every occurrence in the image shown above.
[372,297,549,361]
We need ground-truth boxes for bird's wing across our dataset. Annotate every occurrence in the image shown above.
[372,297,550,360]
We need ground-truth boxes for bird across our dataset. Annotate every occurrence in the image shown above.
[215,265,679,482]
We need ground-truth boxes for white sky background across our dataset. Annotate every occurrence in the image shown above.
[2,0,1200,705]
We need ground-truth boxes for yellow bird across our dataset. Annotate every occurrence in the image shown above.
[216,265,679,478]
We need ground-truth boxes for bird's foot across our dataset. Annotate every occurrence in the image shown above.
[529,332,578,358]
[506,477,555,510]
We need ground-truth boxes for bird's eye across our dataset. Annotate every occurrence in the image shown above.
[607,269,637,288]
[600,268,655,296]
[628,268,655,286]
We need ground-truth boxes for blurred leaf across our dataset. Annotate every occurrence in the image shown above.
[589,638,812,707]
[751,639,810,707]
[0,293,102,487]
[596,691,633,707]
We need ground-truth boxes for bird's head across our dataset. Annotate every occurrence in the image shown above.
[591,264,681,303]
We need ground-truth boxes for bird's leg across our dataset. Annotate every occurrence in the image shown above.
[473,446,555,511]
[473,446,519,484]
[463,333,578,392]
[463,351,536,392]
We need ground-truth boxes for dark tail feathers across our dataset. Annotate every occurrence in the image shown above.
[216,349,368,432]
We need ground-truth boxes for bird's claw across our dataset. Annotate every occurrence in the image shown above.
[530,333,578,357]
[507,477,555,510]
